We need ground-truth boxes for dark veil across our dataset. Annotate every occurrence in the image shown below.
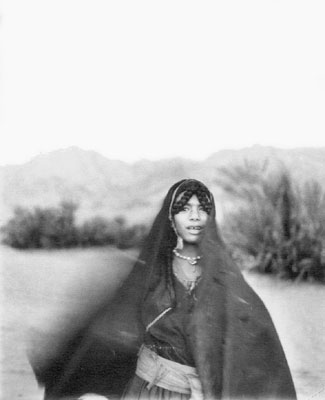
[29,179,297,400]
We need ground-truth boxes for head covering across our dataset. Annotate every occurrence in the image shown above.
[29,179,297,399]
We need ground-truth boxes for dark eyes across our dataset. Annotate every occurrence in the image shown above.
[181,205,206,212]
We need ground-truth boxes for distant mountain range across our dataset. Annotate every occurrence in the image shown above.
[1,146,325,225]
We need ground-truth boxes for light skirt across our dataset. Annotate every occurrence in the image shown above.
[122,375,191,400]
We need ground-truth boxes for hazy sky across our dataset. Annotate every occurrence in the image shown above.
[2,1,325,165]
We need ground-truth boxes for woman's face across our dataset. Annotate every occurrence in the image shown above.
[173,194,209,245]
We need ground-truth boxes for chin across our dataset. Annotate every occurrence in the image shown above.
[183,236,202,245]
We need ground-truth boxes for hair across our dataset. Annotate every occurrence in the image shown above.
[170,180,213,217]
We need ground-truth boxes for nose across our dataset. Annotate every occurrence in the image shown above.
[189,207,200,220]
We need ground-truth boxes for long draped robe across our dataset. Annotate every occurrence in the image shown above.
[29,179,297,400]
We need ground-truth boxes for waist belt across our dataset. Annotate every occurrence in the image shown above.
[136,345,203,400]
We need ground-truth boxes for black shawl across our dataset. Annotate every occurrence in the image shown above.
[29,179,297,400]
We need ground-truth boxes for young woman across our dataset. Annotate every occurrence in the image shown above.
[31,179,297,400]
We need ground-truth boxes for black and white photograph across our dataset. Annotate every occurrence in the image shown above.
[1,1,325,399]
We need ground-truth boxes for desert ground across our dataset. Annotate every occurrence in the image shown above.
[1,246,325,400]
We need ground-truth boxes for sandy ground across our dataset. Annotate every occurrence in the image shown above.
[1,246,325,400]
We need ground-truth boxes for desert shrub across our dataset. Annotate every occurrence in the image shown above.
[78,216,117,246]
[115,222,148,249]
[1,201,79,249]
[1,204,148,250]
[217,161,325,282]
[1,207,39,249]
[78,216,147,249]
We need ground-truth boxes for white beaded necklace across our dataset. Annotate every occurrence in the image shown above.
[173,249,202,265]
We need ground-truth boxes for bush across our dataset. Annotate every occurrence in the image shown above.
[78,216,117,247]
[217,161,325,283]
[1,202,78,249]
[1,204,148,250]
